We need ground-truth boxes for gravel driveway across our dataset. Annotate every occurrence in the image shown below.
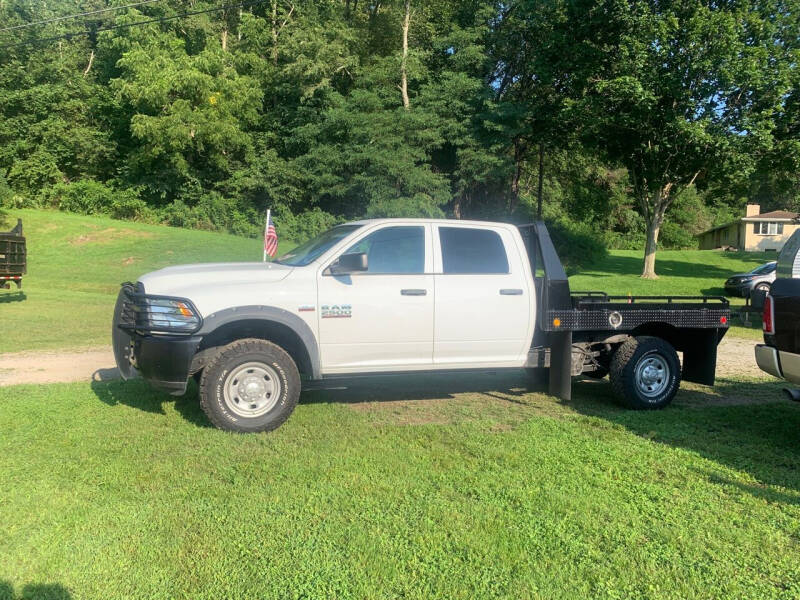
[0,336,768,387]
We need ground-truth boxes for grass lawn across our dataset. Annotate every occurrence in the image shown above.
[1,209,768,353]
[1,374,799,599]
[0,209,291,353]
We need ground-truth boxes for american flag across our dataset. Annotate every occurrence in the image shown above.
[264,211,278,258]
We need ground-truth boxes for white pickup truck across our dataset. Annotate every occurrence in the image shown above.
[113,219,730,432]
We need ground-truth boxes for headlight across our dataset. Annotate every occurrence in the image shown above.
[140,297,201,332]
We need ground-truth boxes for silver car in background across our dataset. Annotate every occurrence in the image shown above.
[724,261,776,297]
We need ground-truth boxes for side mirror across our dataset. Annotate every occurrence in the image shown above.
[330,252,368,274]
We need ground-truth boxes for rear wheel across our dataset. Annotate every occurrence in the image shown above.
[610,336,680,409]
[199,338,300,433]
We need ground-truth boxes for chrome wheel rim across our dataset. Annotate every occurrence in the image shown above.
[634,354,669,399]
[223,362,281,418]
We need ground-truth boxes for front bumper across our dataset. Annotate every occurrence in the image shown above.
[112,284,202,396]
[755,344,800,385]
[724,282,752,297]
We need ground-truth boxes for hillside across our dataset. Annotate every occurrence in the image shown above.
[0,210,284,353]
[0,210,766,353]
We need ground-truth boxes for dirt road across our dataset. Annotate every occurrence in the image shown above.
[0,347,118,386]
[0,336,767,387]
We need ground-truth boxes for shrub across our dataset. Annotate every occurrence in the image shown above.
[38,180,150,221]
[546,218,608,274]
[275,207,341,243]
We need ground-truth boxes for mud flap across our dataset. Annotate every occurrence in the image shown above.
[682,329,722,386]
[549,330,573,401]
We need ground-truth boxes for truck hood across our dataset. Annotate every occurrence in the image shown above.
[138,262,292,297]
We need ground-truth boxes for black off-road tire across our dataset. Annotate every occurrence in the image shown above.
[199,338,300,433]
[609,336,680,409]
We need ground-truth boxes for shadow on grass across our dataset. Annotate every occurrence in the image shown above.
[87,366,800,500]
[0,580,71,600]
[0,291,26,303]
[301,370,534,406]
[90,377,212,429]
[579,253,769,280]
[570,377,800,500]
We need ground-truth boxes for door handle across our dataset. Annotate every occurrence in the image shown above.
[401,289,427,296]
[500,288,523,295]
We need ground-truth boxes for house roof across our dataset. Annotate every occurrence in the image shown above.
[742,210,799,221]
[698,210,799,236]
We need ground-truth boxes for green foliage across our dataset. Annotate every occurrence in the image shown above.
[38,180,151,221]
[0,173,13,207]
[275,207,341,243]
[0,0,796,255]
[546,217,609,273]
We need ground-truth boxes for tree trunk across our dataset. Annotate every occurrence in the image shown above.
[400,0,410,109]
[453,196,462,219]
[83,50,94,77]
[640,182,673,279]
[221,28,228,51]
[271,0,279,65]
[642,217,661,279]
[509,138,525,212]
[536,143,544,219]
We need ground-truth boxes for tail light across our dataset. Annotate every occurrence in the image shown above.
[763,294,775,335]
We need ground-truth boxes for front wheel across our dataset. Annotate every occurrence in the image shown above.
[754,282,771,294]
[609,336,680,409]
[199,338,300,433]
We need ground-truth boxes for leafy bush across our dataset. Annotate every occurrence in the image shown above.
[546,218,608,273]
[38,180,152,221]
[275,207,341,243]
[0,172,13,206]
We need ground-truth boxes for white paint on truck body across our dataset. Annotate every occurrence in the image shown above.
[135,218,538,375]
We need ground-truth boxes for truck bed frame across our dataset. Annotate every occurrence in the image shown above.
[520,222,730,401]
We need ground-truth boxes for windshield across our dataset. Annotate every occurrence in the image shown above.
[275,225,363,267]
[749,262,776,275]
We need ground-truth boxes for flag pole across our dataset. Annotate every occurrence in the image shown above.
[263,208,270,263]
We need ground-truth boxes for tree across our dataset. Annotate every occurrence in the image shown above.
[574,0,797,277]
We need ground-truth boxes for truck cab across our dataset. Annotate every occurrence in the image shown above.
[113,219,730,433]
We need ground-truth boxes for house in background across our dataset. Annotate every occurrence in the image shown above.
[697,204,800,252]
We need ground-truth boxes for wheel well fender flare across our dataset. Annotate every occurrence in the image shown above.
[197,306,321,379]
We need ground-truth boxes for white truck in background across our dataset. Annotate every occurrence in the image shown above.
[113,219,730,433]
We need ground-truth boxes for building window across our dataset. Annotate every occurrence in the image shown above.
[754,222,783,235]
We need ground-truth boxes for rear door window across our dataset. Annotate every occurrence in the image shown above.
[439,227,509,274]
